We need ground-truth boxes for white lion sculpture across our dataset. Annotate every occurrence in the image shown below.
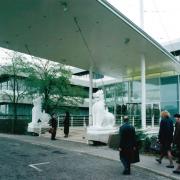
[92,90,115,128]
[28,97,50,133]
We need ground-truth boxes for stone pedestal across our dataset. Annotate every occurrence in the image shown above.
[86,126,118,144]
[27,123,50,135]
[108,133,119,149]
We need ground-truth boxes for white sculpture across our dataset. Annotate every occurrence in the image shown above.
[28,97,50,134]
[41,110,51,126]
[92,90,115,128]
[86,90,118,144]
[31,97,42,124]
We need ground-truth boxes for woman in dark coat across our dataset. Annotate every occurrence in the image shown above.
[173,114,180,174]
[119,116,138,175]
[156,111,174,168]
[49,113,58,140]
[63,111,70,138]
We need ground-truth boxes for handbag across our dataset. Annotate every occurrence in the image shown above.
[131,148,140,164]
[48,128,53,134]
[150,141,161,152]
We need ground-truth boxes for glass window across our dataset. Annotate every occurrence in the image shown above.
[160,76,178,102]
[132,80,141,102]
[0,104,8,114]
[1,82,8,90]
[146,78,160,102]
[161,101,178,116]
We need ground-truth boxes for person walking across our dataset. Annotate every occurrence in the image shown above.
[173,114,180,174]
[49,113,58,140]
[156,111,174,168]
[63,111,70,138]
[119,116,137,175]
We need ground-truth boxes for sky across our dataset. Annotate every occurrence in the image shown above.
[107,0,180,43]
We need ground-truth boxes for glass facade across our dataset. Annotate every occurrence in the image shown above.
[160,76,179,115]
[103,75,180,127]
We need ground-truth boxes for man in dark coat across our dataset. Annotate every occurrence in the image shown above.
[156,111,174,168]
[173,114,180,174]
[49,113,58,140]
[119,116,137,175]
[63,111,70,138]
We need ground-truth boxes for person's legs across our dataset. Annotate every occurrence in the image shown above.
[54,129,57,139]
[156,144,165,163]
[120,157,130,174]
[173,162,180,174]
[173,150,180,173]
[167,150,174,165]
[166,147,174,168]
[51,128,56,140]
[156,153,164,164]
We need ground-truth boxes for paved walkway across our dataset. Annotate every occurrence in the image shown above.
[0,128,179,180]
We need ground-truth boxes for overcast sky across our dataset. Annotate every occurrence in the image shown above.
[107,0,180,43]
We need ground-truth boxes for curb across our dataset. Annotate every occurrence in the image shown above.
[134,164,179,180]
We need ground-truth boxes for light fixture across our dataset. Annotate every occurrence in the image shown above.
[124,38,130,45]
[61,2,68,12]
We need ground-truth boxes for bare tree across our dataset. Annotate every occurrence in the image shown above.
[0,52,29,133]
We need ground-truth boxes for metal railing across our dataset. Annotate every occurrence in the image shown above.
[116,115,141,128]
[0,114,159,130]
[57,115,89,127]
[116,114,159,129]
[0,114,31,121]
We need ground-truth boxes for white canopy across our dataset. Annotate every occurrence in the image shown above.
[0,0,179,78]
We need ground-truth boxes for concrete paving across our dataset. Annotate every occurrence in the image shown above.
[0,128,180,180]
[0,137,170,180]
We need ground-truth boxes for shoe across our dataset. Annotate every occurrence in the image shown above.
[156,159,161,164]
[51,138,56,140]
[166,165,174,168]
[173,170,180,174]
[122,170,130,175]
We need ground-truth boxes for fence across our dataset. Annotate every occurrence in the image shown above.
[0,114,31,134]
[57,114,159,129]
[0,113,159,134]
[116,114,159,129]
[116,115,141,127]
[57,115,89,127]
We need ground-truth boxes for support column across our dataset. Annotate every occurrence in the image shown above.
[89,68,93,126]
[141,55,146,129]
[178,75,180,114]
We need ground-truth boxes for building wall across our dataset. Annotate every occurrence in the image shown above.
[102,75,180,126]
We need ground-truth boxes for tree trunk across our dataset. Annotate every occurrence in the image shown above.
[44,91,50,114]
[12,75,17,134]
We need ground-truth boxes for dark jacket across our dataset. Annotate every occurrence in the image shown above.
[49,117,58,129]
[174,122,180,147]
[119,122,136,149]
[63,115,70,135]
[158,117,174,144]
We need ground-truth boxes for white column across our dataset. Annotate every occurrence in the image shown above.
[89,68,93,126]
[141,55,146,129]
